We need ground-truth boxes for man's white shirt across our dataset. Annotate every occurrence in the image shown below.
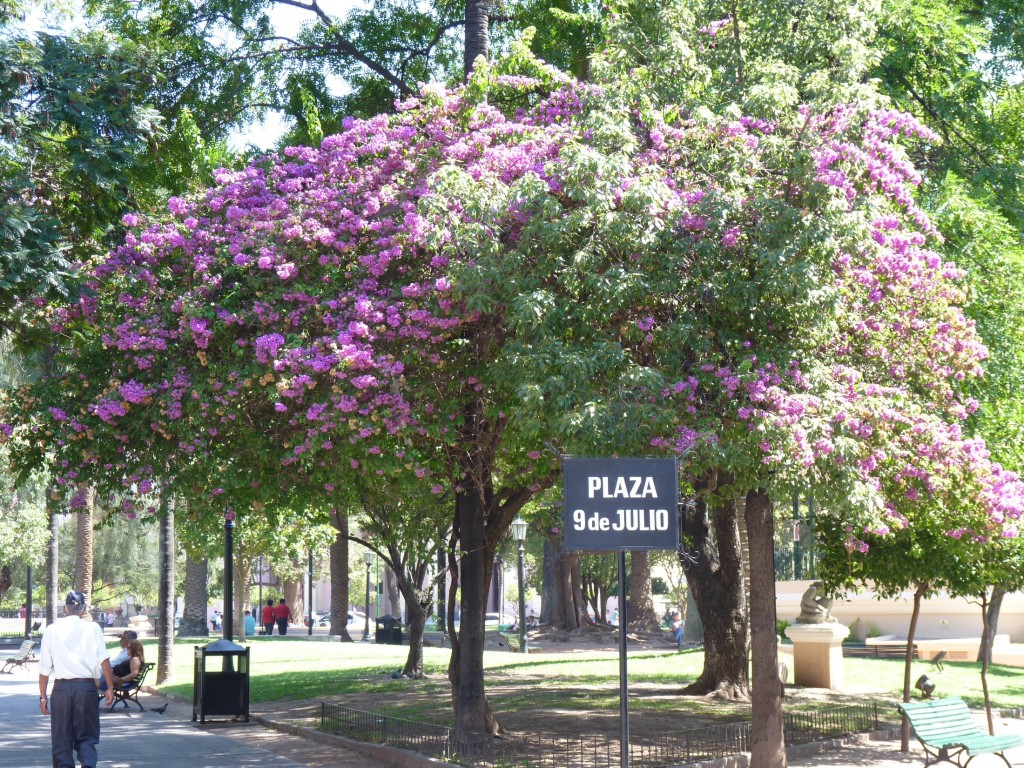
[39,615,107,679]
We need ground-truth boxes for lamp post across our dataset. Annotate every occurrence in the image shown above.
[510,517,528,654]
[363,551,373,642]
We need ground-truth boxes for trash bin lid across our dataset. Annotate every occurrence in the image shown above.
[376,614,401,626]
[199,638,247,654]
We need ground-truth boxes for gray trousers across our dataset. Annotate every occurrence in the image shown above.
[50,679,100,768]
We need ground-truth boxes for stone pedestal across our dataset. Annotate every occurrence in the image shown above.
[784,622,850,690]
[128,613,153,637]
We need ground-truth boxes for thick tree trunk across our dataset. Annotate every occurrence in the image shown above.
[157,495,175,683]
[233,549,256,639]
[180,555,209,637]
[328,510,353,640]
[628,551,660,630]
[978,585,1005,665]
[284,578,302,627]
[464,0,489,79]
[452,487,492,735]
[744,488,786,768]
[551,546,586,630]
[901,581,928,751]
[74,485,94,604]
[680,491,749,698]
[682,585,703,643]
[385,565,401,618]
[389,547,431,678]
[402,593,428,677]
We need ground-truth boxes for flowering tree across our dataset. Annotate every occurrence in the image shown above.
[4,26,1024,766]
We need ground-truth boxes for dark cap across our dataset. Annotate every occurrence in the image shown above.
[65,591,87,609]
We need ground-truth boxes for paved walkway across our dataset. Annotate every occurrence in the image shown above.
[4,653,1023,768]
[0,668,398,768]
[787,713,1024,768]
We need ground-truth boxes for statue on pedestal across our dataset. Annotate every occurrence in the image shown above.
[795,581,837,624]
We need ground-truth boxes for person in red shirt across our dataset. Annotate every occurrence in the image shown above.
[260,600,275,636]
[273,599,292,636]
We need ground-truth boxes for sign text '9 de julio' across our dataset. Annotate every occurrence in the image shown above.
[562,458,679,551]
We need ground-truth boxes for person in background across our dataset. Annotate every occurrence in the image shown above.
[104,640,144,689]
[243,610,256,637]
[670,611,685,651]
[273,599,292,636]
[109,630,138,669]
[38,591,115,768]
[19,602,27,619]
[261,599,275,636]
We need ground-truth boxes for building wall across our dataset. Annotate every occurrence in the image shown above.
[777,580,1024,642]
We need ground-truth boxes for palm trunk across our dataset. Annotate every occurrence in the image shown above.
[744,488,786,768]
[46,500,59,625]
[74,484,95,604]
[157,494,175,683]
[180,555,209,636]
[464,0,489,79]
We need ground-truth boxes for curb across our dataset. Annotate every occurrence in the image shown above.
[253,713,459,768]
[143,686,456,767]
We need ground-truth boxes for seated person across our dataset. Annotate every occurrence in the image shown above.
[670,611,684,650]
[109,629,138,669]
[102,640,145,689]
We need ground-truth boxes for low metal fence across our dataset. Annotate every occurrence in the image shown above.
[320,700,895,767]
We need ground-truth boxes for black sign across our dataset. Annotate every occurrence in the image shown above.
[563,458,679,551]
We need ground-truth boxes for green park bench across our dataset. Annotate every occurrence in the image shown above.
[897,696,1023,768]
[108,661,155,711]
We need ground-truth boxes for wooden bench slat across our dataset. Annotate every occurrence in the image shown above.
[0,640,36,673]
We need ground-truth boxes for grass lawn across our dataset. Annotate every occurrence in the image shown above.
[121,636,1024,732]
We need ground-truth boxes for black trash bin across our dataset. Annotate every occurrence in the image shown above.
[375,615,403,645]
[192,638,250,723]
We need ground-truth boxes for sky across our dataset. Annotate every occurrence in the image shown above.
[16,0,360,151]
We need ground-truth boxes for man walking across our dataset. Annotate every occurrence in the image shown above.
[273,598,292,636]
[261,599,276,636]
[38,591,115,768]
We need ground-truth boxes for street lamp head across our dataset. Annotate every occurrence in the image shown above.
[510,517,528,543]
[363,550,374,566]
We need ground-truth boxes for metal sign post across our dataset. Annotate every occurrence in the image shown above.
[617,551,629,768]
[563,457,679,768]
